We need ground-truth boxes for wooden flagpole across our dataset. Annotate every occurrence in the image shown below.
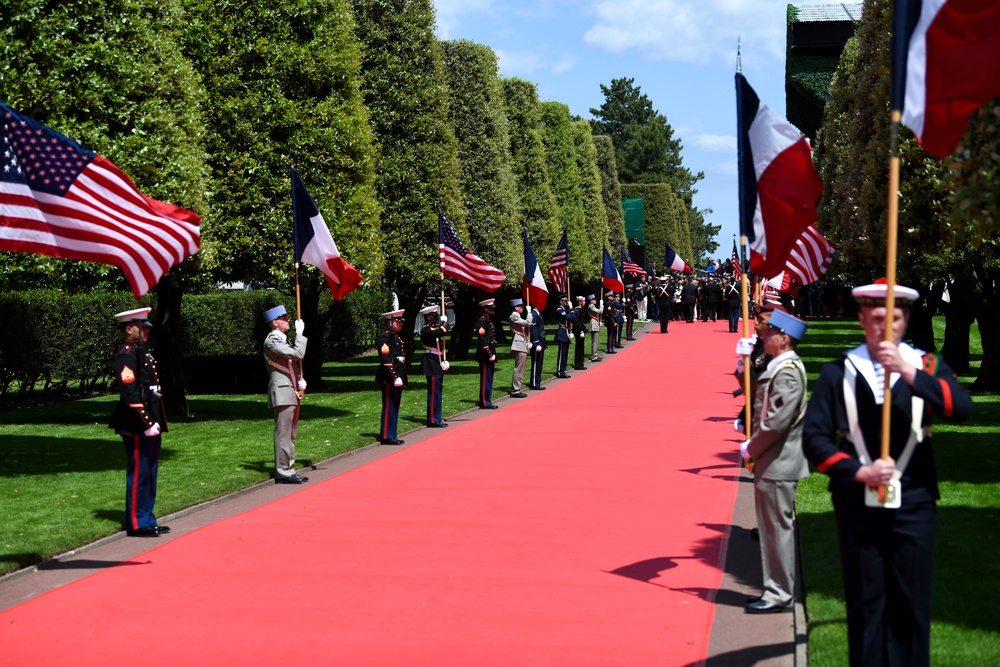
[877,112,903,502]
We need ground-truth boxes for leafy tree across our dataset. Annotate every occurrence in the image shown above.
[503,77,560,269]
[593,135,626,251]
[439,40,521,354]
[350,0,464,297]
[589,77,700,190]
[182,0,382,385]
[572,120,610,278]
[539,102,590,283]
[1,0,211,415]
[441,41,521,281]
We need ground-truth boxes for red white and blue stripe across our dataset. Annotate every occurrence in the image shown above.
[292,166,363,301]
[736,73,823,280]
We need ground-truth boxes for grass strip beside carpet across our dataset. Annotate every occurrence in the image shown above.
[0,341,567,575]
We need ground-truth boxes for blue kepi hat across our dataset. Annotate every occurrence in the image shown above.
[767,309,809,341]
[263,305,287,322]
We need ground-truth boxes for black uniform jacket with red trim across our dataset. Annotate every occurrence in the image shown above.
[109,341,167,435]
[375,329,407,387]
[474,314,497,362]
[802,349,971,505]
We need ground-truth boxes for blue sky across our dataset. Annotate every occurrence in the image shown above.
[434,0,830,264]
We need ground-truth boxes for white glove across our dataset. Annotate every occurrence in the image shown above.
[740,440,751,460]
[297,379,307,391]
[440,315,448,325]
[489,354,496,362]
[534,344,542,352]
[440,360,450,372]
[143,423,161,437]
[294,319,305,335]
[393,377,403,387]
[578,332,585,338]
[397,356,405,363]
[735,336,756,356]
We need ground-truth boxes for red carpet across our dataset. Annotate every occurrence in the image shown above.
[1,320,744,666]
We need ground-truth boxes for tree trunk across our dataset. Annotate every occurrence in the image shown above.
[942,269,975,374]
[906,282,941,352]
[154,276,189,418]
[972,265,1000,391]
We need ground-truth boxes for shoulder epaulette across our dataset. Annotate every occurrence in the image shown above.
[922,352,940,376]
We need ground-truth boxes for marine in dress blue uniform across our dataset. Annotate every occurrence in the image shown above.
[474,299,499,409]
[553,294,572,378]
[623,285,637,340]
[375,310,408,444]
[109,308,170,537]
[419,305,448,427]
[802,283,972,667]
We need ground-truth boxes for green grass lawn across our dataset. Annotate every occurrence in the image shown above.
[0,337,570,575]
[796,318,1000,666]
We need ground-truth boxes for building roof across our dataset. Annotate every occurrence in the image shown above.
[791,3,863,23]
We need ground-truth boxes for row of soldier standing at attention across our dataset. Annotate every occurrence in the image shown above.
[109,281,971,666]
[108,291,637,525]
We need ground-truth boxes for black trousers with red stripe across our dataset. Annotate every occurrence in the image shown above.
[122,433,161,530]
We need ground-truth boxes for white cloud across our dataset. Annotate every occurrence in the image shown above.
[433,0,496,39]
[497,49,578,76]
[583,0,788,65]
[689,133,737,152]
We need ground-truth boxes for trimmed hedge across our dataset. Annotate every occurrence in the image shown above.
[0,287,389,407]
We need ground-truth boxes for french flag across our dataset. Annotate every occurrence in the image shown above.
[895,0,1000,158]
[601,246,624,292]
[522,230,548,309]
[664,241,692,273]
[292,166,363,301]
[736,72,823,280]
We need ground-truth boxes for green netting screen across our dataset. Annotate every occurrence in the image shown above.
[622,198,645,245]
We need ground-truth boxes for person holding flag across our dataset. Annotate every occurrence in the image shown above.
[474,299,500,409]
[419,304,448,428]
[262,305,309,483]
[508,298,532,398]
[375,310,408,445]
[802,282,972,666]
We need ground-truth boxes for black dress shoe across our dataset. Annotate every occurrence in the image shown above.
[607,350,617,354]
[627,337,637,341]
[126,526,161,537]
[478,404,498,409]
[744,600,793,614]
[276,474,309,484]
[556,372,571,378]
[427,422,448,428]
[155,525,171,534]
[750,527,759,541]
[574,365,587,370]
[746,595,762,604]
[509,392,527,398]
[528,386,546,390]
[380,438,405,445]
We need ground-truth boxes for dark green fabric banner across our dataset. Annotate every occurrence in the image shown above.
[622,198,645,245]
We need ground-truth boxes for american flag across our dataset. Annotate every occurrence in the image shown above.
[731,239,742,282]
[784,224,835,288]
[546,229,568,293]
[0,103,201,299]
[621,247,646,276]
[438,212,505,291]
